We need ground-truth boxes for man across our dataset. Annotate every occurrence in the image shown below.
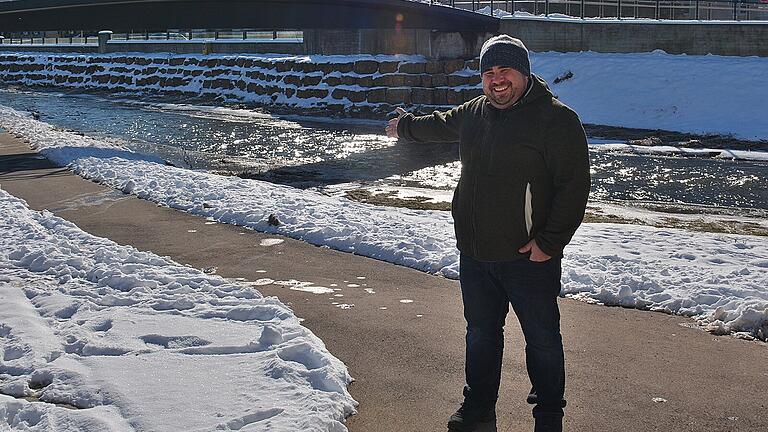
[386,35,590,432]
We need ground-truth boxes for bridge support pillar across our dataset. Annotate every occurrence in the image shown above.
[98,30,112,53]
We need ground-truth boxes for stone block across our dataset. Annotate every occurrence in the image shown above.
[336,62,354,73]
[448,75,471,86]
[465,58,480,71]
[331,89,349,100]
[398,62,426,74]
[444,59,466,74]
[283,75,302,86]
[432,74,448,87]
[303,75,322,86]
[347,90,367,103]
[353,60,379,74]
[318,63,337,74]
[386,88,411,105]
[286,88,296,98]
[275,61,292,72]
[357,76,374,87]
[411,88,434,105]
[323,76,342,86]
[367,88,387,103]
[403,75,422,87]
[425,61,443,74]
[446,89,463,105]
[379,61,399,74]
[299,62,318,73]
[420,75,433,87]
[246,83,266,93]
[298,88,329,99]
[373,74,405,87]
[433,88,448,105]
[169,58,185,66]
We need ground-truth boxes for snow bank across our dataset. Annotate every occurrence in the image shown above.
[0,184,356,429]
[1,105,766,342]
[531,51,768,141]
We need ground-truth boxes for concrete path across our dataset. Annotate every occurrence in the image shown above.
[1,132,766,432]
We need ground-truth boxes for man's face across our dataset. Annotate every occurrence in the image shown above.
[481,66,529,109]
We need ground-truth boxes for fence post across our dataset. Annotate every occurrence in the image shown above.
[545,0,549,16]
[655,0,660,19]
[491,0,494,14]
[581,0,585,18]
[618,0,622,18]
[695,0,699,19]
[733,1,737,20]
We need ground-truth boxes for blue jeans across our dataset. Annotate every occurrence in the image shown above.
[459,253,565,419]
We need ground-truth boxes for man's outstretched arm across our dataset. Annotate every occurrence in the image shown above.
[385,105,464,143]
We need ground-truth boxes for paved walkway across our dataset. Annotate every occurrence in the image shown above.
[1,132,766,432]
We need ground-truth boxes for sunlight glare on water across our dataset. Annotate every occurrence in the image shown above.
[0,87,765,214]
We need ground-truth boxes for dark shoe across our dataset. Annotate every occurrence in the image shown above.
[534,416,563,432]
[447,403,496,432]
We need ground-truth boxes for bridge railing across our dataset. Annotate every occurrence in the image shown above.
[0,30,303,46]
[436,0,768,20]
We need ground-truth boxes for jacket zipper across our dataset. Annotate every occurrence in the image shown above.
[525,182,533,237]
[471,177,479,257]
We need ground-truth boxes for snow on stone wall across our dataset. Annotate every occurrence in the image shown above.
[0,52,482,114]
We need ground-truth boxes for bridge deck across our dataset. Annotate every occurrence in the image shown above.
[0,0,499,32]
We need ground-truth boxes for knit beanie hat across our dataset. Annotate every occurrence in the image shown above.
[479,35,531,77]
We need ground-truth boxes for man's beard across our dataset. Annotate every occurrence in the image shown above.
[485,85,516,108]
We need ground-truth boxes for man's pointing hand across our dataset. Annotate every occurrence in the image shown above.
[386,107,407,138]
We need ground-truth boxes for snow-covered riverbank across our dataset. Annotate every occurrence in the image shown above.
[1,105,766,341]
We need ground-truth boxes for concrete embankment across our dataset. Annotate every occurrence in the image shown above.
[0,52,482,115]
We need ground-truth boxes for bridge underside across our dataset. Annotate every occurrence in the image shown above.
[0,0,499,32]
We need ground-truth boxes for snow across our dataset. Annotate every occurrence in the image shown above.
[0,163,355,429]
[2,50,767,139]
[531,50,768,140]
[1,105,766,341]
[589,143,768,161]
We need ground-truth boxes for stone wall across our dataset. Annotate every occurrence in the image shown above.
[0,53,482,116]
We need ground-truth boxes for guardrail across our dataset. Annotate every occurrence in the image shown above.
[442,0,768,20]
[0,30,303,46]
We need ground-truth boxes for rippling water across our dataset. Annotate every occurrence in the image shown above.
[1,87,766,214]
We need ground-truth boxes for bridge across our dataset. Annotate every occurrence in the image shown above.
[0,0,499,32]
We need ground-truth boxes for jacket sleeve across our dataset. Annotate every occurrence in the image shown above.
[396,105,464,143]
[535,109,591,257]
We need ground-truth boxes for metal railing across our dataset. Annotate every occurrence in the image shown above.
[438,0,768,20]
[0,29,303,45]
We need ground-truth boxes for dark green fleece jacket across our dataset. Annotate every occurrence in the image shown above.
[397,75,590,261]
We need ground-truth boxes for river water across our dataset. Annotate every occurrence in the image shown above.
[1,87,766,217]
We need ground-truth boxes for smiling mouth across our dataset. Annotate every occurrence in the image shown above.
[492,84,510,93]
